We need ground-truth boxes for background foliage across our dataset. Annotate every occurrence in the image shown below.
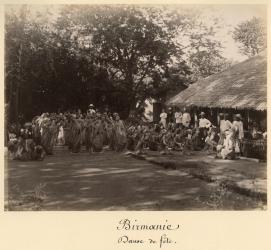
[5,5,265,122]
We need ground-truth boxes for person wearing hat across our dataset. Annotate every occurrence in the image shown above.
[199,112,211,129]
[87,104,96,116]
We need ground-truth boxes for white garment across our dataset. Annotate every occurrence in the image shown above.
[160,112,167,128]
[182,112,191,127]
[58,126,64,140]
[220,120,232,133]
[199,118,211,128]
[174,112,182,124]
[232,120,244,140]
[87,109,96,115]
[221,134,234,159]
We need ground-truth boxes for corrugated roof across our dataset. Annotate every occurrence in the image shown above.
[166,51,267,110]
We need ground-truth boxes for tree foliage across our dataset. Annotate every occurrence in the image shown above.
[233,17,267,57]
[5,5,229,121]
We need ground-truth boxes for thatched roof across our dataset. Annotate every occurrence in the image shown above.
[167,51,267,110]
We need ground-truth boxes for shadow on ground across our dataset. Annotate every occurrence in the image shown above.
[5,147,266,211]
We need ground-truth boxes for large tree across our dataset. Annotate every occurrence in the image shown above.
[5,5,230,121]
[5,5,107,120]
[66,5,192,116]
[5,6,54,121]
[233,17,267,57]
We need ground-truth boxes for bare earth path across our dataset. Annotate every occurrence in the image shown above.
[5,147,265,211]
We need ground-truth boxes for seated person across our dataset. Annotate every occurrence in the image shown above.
[204,126,219,153]
[191,127,202,151]
[173,129,185,151]
[149,125,161,151]
[216,129,236,160]
[8,136,46,161]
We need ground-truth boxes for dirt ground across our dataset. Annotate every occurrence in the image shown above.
[5,147,266,211]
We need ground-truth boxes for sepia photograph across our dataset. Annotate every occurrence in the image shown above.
[4,4,267,211]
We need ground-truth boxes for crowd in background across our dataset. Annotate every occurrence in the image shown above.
[157,106,267,159]
[6,104,267,161]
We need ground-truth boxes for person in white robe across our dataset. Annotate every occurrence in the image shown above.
[160,109,167,128]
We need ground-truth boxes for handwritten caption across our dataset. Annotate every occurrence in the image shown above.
[117,219,180,248]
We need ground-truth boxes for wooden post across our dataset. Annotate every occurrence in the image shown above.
[247,109,250,131]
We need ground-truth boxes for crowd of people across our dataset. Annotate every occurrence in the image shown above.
[157,107,266,159]
[7,104,127,160]
[7,104,267,161]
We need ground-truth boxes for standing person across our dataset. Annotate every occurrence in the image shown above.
[223,113,232,131]
[167,107,174,124]
[85,114,94,152]
[67,115,82,153]
[102,112,113,149]
[199,112,212,131]
[232,114,244,155]
[219,113,232,144]
[182,107,191,128]
[219,113,225,133]
[104,114,115,150]
[87,104,96,116]
[77,115,85,145]
[113,113,127,152]
[174,107,182,128]
[198,112,212,148]
[56,115,65,146]
[160,108,167,128]
[41,117,58,155]
[32,117,41,145]
[91,113,105,152]
[57,125,65,146]
[134,126,147,154]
